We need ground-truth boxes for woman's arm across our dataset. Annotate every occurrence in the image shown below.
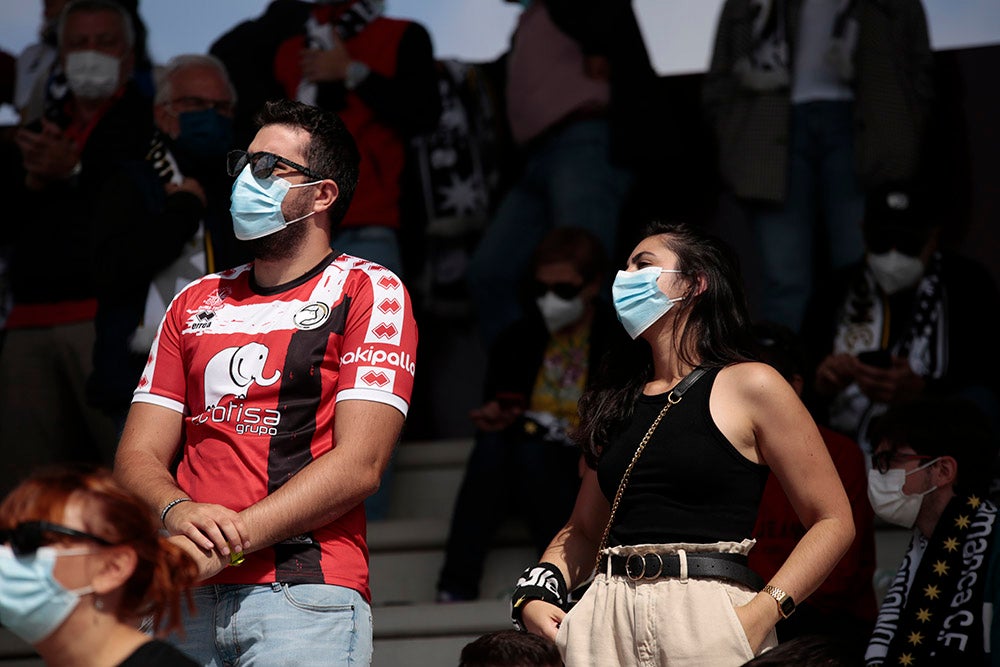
[717,363,855,649]
[520,468,610,640]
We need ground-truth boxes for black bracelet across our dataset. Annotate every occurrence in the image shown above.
[509,562,568,631]
[159,497,191,527]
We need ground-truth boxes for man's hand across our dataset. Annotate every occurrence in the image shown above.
[853,355,926,404]
[301,37,350,83]
[469,399,522,432]
[521,600,565,641]
[14,119,81,186]
[166,177,207,207]
[814,352,856,396]
[168,534,230,582]
[163,500,250,558]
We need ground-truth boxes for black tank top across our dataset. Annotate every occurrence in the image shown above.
[597,366,769,546]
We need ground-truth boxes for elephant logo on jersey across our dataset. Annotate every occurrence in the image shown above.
[203,342,281,409]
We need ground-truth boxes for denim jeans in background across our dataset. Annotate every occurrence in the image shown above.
[748,100,866,333]
[466,118,633,348]
[169,583,372,666]
[332,226,404,279]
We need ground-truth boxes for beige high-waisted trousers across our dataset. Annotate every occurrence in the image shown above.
[555,541,778,667]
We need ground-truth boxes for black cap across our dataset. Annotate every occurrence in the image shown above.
[863,183,934,255]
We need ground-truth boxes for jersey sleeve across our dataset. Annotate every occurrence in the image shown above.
[335,266,418,415]
[131,284,192,415]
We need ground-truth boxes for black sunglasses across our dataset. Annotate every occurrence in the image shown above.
[227,150,326,181]
[871,451,935,475]
[530,280,584,300]
[0,521,112,556]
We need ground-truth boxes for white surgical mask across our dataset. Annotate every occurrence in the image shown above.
[64,50,121,100]
[611,267,685,339]
[867,458,940,528]
[536,292,585,333]
[0,545,95,643]
[867,250,924,295]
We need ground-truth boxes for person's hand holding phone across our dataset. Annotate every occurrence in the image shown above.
[14,118,81,187]
[853,350,925,403]
[469,392,525,432]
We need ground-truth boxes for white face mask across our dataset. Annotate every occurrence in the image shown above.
[867,458,939,528]
[867,250,924,295]
[64,50,121,100]
[535,292,585,333]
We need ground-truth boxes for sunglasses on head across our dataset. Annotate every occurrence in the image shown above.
[531,280,584,300]
[227,150,326,181]
[0,521,112,556]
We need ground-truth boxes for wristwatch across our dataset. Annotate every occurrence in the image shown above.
[344,60,371,90]
[762,584,795,619]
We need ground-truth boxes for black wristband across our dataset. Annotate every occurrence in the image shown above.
[510,562,568,631]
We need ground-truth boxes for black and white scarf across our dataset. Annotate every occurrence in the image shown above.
[297,0,385,105]
[735,0,858,92]
[828,252,947,451]
[866,494,997,665]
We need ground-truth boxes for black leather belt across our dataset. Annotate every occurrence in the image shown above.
[599,552,764,591]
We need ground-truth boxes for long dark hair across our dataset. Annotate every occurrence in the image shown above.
[575,221,755,465]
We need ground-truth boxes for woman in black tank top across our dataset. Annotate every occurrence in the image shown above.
[509,221,855,666]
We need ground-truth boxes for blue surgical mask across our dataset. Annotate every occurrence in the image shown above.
[175,109,233,158]
[230,166,321,240]
[0,545,95,643]
[612,267,685,339]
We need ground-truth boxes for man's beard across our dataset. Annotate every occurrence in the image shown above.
[248,200,314,261]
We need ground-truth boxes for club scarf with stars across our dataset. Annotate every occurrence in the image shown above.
[866,493,998,665]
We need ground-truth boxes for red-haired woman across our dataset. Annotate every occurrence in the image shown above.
[0,465,200,666]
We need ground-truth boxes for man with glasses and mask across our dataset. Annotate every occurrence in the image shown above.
[800,182,1000,453]
[0,0,153,496]
[863,396,1000,666]
[88,53,249,433]
[114,99,418,666]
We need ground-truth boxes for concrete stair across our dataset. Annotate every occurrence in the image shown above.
[0,436,915,666]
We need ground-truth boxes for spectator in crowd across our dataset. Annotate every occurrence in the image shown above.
[801,183,1000,452]
[87,53,248,431]
[467,0,659,348]
[209,0,441,279]
[437,227,628,602]
[113,99,418,666]
[0,0,153,496]
[703,0,935,332]
[14,0,155,116]
[0,465,200,666]
[863,397,1000,666]
[749,320,877,659]
[511,221,853,666]
[460,629,563,667]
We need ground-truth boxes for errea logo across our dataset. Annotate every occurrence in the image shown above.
[293,302,330,330]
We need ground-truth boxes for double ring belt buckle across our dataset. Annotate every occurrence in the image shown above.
[625,552,664,580]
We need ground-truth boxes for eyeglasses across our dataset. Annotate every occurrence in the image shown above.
[0,521,112,556]
[871,451,936,474]
[530,281,584,300]
[227,150,326,181]
[170,96,235,116]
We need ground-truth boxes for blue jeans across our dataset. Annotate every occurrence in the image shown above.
[169,583,372,666]
[467,118,633,347]
[332,226,403,279]
[748,101,866,332]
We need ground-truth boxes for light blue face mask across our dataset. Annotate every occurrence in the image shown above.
[0,545,95,643]
[612,267,685,339]
[230,165,321,241]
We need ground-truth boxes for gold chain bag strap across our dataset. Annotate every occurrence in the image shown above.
[594,366,708,573]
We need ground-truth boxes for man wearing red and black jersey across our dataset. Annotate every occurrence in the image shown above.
[114,99,416,666]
